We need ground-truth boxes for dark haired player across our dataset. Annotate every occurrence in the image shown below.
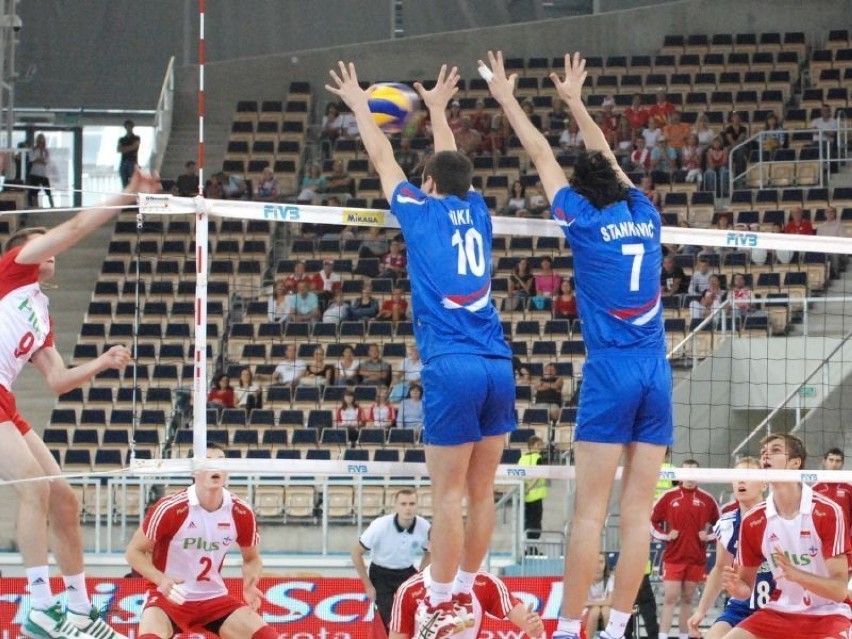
[482,51,671,639]
[326,63,515,639]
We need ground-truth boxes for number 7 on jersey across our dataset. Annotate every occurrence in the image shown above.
[622,243,645,292]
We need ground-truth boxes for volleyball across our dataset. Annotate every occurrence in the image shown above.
[367,82,420,133]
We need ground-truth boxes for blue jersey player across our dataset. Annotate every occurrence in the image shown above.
[326,62,515,639]
[689,458,774,638]
[483,51,672,639]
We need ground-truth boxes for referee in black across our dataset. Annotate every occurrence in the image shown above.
[351,487,431,630]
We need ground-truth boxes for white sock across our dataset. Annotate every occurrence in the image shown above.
[557,617,582,635]
[452,569,477,595]
[679,634,688,639]
[604,609,631,638]
[63,573,91,614]
[658,634,669,639]
[26,566,54,610]
[429,580,453,606]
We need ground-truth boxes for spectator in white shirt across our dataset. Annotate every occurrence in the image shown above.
[687,257,713,296]
[400,344,423,384]
[272,344,307,387]
[811,104,839,150]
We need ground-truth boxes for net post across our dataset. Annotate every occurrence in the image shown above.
[192,194,209,463]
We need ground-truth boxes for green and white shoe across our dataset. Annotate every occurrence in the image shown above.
[22,603,97,639]
[66,606,127,639]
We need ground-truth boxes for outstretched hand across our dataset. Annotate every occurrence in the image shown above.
[478,50,517,105]
[414,64,460,112]
[325,61,370,112]
[549,52,588,106]
[126,168,161,195]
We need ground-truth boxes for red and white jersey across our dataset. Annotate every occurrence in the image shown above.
[738,483,852,618]
[651,485,720,565]
[390,568,518,638]
[0,247,54,390]
[142,485,259,602]
[720,499,739,515]
[813,482,852,540]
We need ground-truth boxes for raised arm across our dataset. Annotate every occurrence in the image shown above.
[325,61,407,201]
[414,65,460,153]
[551,52,633,189]
[689,540,734,635]
[481,50,567,204]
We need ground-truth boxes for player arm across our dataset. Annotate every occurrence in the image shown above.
[15,169,160,265]
[30,345,130,395]
[507,603,545,638]
[240,544,263,585]
[777,553,849,602]
[650,498,671,540]
[126,528,168,588]
[694,540,734,620]
[350,540,376,595]
[481,51,567,204]
[325,62,406,201]
[414,65,460,154]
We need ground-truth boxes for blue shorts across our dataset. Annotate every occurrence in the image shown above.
[715,599,753,628]
[421,354,516,446]
[575,354,673,446]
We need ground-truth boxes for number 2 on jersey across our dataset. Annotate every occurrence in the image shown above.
[197,556,213,582]
[621,243,645,292]
[451,228,485,277]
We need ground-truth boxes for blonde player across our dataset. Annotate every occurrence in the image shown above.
[688,458,770,639]
[126,445,275,639]
[389,567,545,639]
[1,169,159,639]
[721,434,852,639]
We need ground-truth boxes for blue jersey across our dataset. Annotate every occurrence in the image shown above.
[551,186,665,356]
[714,508,775,612]
[390,182,511,364]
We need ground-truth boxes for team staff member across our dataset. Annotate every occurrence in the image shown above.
[651,460,719,639]
[352,488,431,630]
[812,447,852,542]
[518,436,548,554]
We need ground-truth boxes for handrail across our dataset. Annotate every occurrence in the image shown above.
[149,56,175,176]
[730,326,852,458]
[667,297,733,368]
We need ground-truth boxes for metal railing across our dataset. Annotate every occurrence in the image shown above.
[149,56,175,176]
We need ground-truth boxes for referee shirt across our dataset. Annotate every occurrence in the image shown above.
[359,514,430,569]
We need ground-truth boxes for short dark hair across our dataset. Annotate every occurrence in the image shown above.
[4,227,47,253]
[682,459,700,467]
[423,151,473,198]
[528,435,544,450]
[569,151,629,210]
[124,119,134,127]
[825,448,844,460]
[394,487,417,501]
[760,433,807,468]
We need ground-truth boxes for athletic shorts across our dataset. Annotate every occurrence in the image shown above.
[421,354,516,446]
[575,354,672,446]
[143,591,245,634]
[662,562,705,583]
[738,608,852,639]
[714,599,754,627]
[0,386,31,435]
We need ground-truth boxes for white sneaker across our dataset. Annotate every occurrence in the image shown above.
[65,607,127,639]
[22,604,98,639]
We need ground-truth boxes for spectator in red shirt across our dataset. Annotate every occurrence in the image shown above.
[649,90,675,127]
[783,206,814,235]
[377,287,409,324]
[813,447,852,543]
[367,385,397,428]
[207,373,235,410]
[380,240,407,280]
[553,279,578,320]
[624,93,650,133]
[283,260,317,293]
[651,460,720,639]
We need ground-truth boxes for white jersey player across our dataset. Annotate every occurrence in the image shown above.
[721,434,852,639]
[126,445,276,639]
[1,169,160,639]
[389,566,545,639]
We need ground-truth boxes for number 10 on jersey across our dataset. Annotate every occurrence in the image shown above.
[452,228,485,277]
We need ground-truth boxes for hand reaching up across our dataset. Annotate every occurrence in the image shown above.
[477,50,517,106]
[549,52,588,106]
[414,64,460,112]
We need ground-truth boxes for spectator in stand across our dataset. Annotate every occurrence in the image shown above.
[628,137,652,174]
[660,255,686,295]
[639,175,662,210]
[204,172,226,199]
[651,460,720,639]
[323,290,352,324]
[283,260,315,294]
[548,99,569,134]
[761,112,787,154]
[173,160,199,197]
[704,136,730,197]
[553,278,578,321]
[533,362,564,422]
[600,96,619,132]
[395,137,421,178]
[649,89,676,127]
[336,390,365,442]
[335,345,360,386]
[287,280,320,324]
[724,111,749,178]
[691,112,715,151]
[818,206,846,277]
[401,344,423,385]
[207,373,235,411]
[624,93,650,133]
[730,273,754,321]
[663,111,691,150]
[533,256,562,299]
[367,385,397,428]
[681,133,703,185]
[641,117,662,150]
[689,274,726,321]
[235,368,261,413]
[687,257,713,296]
[507,258,535,312]
[454,116,483,158]
[300,346,335,388]
[812,448,852,539]
[811,103,839,152]
[117,119,141,187]
[521,99,543,131]
[595,111,617,151]
[484,110,510,158]
[499,180,529,217]
[324,159,355,200]
[397,384,424,430]
[558,119,585,155]
[351,281,380,321]
[273,344,307,387]
[360,226,389,258]
[613,117,636,168]
[316,259,342,305]
[527,181,550,217]
[470,99,490,136]
[651,136,678,178]
[254,167,278,201]
[585,554,615,638]
[377,287,409,324]
[267,278,291,323]
[321,103,345,158]
[784,206,815,235]
[358,343,391,387]
[221,170,248,199]
[379,239,407,281]
[297,162,326,203]
[447,100,464,133]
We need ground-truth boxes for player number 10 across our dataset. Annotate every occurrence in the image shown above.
[622,243,645,292]
[451,228,485,277]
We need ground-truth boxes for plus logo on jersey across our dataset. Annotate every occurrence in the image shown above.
[769,549,813,568]
[182,537,222,551]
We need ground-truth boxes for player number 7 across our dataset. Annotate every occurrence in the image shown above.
[622,243,645,292]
